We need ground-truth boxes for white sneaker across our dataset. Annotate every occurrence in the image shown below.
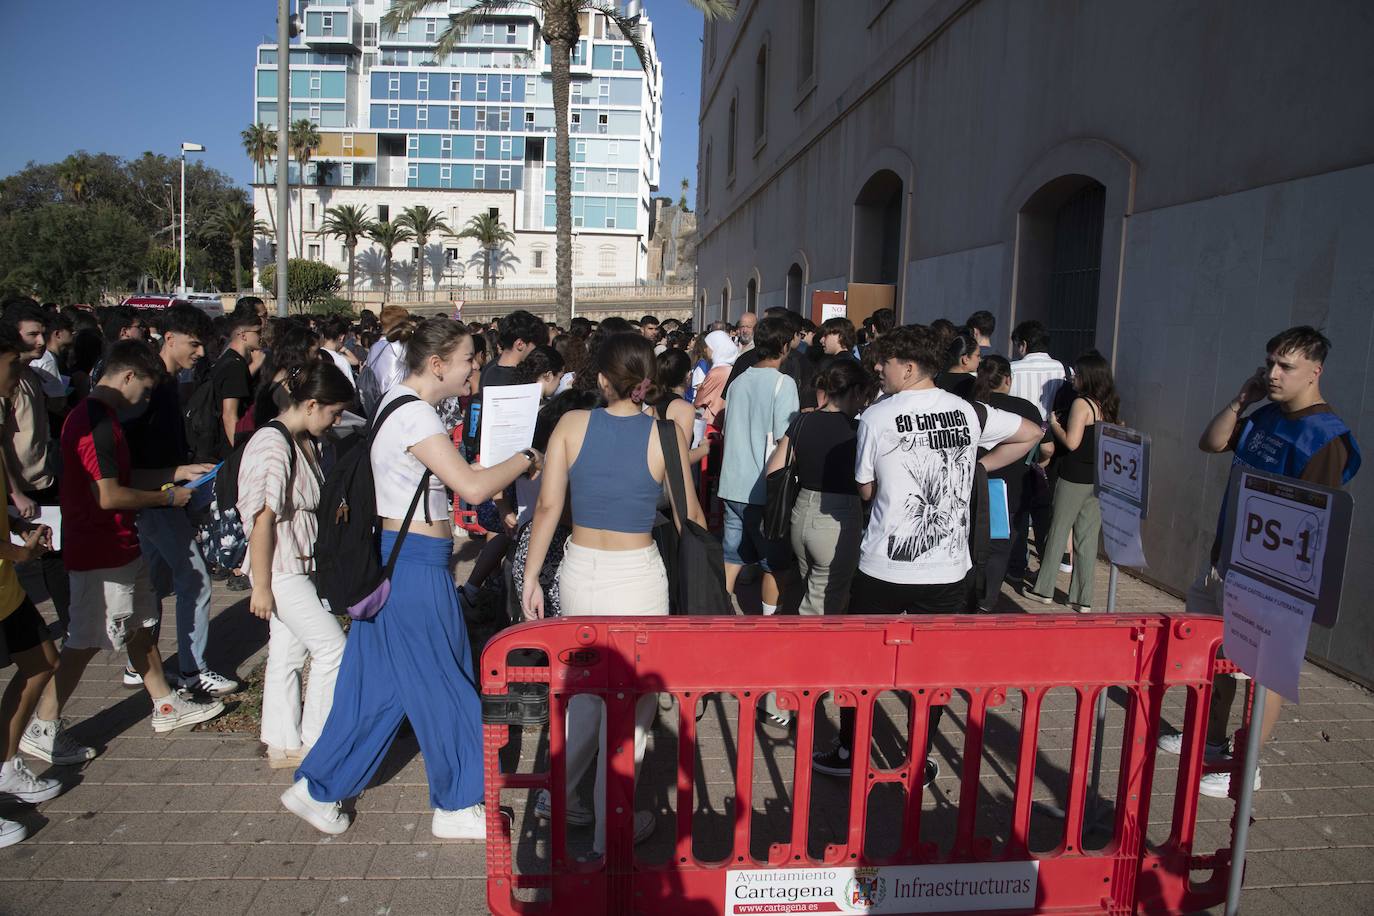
[281,778,350,835]
[184,670,242,697]
[19,718,97,766]
[1157,733,1231,761]
[0,757,64,804]
[1199,767,1261,799]
[589,811,656,857]
[533,789,594,826]
[122,666,143,687]
[0,816,26,849]
[151,691,225,733]
[433,803,486,839]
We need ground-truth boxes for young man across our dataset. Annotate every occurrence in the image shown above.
[812,325,1039,781]
[0,302,68,636]
[1158,326,1359,797]
[20,341,223,766]
[639,315,661,342]
[124,305,241,697]
[1005,320,1067,583]
[716,316,800,615]
[102,308,145,343]
[318,315,359,388]
[482,309,547,388]
[0,330,67,848]
[966,310,996,356]
[31,310,72,406]
[206,312,263,460]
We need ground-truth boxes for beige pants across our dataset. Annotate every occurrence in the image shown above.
[789,488,863,616]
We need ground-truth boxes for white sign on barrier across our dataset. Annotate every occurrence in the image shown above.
[1095,423,1151,567]
[724,861,1039,914]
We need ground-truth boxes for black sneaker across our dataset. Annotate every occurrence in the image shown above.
[812,740,852,776]
[922,758,939,787]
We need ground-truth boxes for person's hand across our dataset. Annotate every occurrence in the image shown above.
[167,486,193,509]
[175,463,216,482]
[19,528,48,561]
[502,510,519,536]
[1235,368,1267,410]
[521,580,544,620]
[31,524,53,551]
[249,583,274,620]
[12,491,39,520]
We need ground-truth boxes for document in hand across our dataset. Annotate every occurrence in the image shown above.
[478,382,541,467]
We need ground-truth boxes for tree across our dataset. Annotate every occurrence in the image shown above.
[145,246,180,293]
[289,119,321,257]
[241,122,279,241]
[455,211,516,288]
[259,259,342,314]
[319,204,376,307]
[679,177,690,210]
[396,205,450,296]
[367,220,414,303]
[57,156,94,205]
[202,201,268,292]
[384,0,736,324]
[0,203,146,301]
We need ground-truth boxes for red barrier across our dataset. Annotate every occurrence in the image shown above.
[482,614,1244,915]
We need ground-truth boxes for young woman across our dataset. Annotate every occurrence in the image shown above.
[282,319,543,840]
[646,348,710,465]
[238,361,353,770]
[686,333,711,403]
[1027,350,1120,612]
[765,358,876,617]
[972,356,1052,612]
[935,326,981,401]
[253,320,323,429]
[691,329,739,427]
[521,333,704,857]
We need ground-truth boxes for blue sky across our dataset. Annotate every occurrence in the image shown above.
[0,0,706,199]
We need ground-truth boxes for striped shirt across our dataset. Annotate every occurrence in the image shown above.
[237,428,323,577]
[1008,351,1068,421]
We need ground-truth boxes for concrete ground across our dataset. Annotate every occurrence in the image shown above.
[1,544,1371,915]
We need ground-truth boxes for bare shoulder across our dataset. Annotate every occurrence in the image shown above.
[555,408,594,462]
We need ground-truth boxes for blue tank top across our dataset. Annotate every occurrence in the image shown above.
[568,409,661,533]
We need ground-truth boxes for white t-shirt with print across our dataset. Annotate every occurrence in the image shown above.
[370,385,450,521]
[855,387,1022,585]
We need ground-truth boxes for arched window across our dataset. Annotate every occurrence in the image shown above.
[1016,176,1107,363]
[786,262,804,313]
[746,276,758,313]
[852,169,904,286]
[754,45,768,145]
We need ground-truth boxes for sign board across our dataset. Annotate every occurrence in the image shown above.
[809,289,847,327]
[1217,467,1353,700]
[725,861,1038,914]
[1095,423,1150,568]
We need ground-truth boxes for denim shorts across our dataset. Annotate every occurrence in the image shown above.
[721,500,791,572]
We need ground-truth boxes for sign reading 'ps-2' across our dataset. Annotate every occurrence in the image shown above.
[1095,423,1150,567]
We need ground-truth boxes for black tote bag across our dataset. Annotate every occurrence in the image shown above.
[763,413,807,540]
[656,420,734,615]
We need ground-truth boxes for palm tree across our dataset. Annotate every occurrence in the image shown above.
[368,220,414,303]
[202,201,269,292]
[319,204,376,307]
[455,212,516,288]
[288,119,322,258]
[240,122,279,241]
[396,205,450,296]
[383,0,736,324]
[679,177,690,210]
[57,156,94,204]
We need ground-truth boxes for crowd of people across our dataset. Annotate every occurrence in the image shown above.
[0,289,1356,852]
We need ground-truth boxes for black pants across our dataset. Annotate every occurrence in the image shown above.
[1008,471,1053,580]
[837,571,965,750]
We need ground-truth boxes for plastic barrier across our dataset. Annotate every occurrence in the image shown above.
[482,614,1246,915]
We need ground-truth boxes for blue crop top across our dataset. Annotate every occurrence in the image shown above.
[568,409,661,533]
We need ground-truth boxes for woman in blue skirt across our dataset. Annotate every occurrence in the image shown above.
[281,318,543,840]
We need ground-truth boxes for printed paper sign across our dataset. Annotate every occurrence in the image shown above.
[821,302,847,323]
[1223,569,1314,702]
[1095,423,1150,513]
[724,862,1038,914]
[1100,490,1147,568]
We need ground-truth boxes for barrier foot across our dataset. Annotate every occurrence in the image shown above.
[1225,684,1267,916]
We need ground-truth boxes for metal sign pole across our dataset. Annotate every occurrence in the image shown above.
[1225,684,1267,916]
[1086,563,1119,826]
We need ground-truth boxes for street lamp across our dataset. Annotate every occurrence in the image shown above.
[179,141,205,294]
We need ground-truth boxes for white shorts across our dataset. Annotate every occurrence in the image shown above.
[66,557,160,652]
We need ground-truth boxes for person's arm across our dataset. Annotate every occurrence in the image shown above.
[93,478,191,511]
[1201,369,1266,453]
[765,434,791,476]
[0,527,47,564]
[1049,398,1092,451]
[247,506,276,620]
[130,463,216,490]
[0,400,38,519]
[221,398,240,448]
[668,399,709,463]
[521,420,572,619]
[854,414,877,503]
[980,418,1041,472]
[408,433,539,506]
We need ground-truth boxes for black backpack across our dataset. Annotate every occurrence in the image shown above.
[184,376,223,464]
[215,421,296,513]
[314,395,432,619]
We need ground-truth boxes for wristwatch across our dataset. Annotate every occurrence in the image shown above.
[520,448,537,471]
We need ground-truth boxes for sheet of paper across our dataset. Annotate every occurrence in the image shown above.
[1223,569,1314,702]
[8,505,61,552]
[478,382,542,468]
[820,301,847,322]
[1100,490,1147,568]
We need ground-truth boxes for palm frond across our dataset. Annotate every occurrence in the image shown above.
[385,0,526,61]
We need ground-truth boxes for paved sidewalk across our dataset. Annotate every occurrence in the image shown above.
[1,550,1371,915]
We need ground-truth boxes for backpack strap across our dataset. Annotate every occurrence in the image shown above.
[370,394,435,548]
[656,419,688,533]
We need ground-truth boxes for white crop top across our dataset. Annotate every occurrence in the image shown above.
[370,385,451,520]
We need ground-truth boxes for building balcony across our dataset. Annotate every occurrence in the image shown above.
[301,5,359,51]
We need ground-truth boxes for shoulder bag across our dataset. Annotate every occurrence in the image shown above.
[763,413,807,541]
[656,419,734,615]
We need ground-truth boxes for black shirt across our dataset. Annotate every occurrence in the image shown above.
[936,371,976,402]
[1057,398,1100,485]
[981,392,1043,510]
[209,349,253,457]
[787,411,859,496]
[124,375,188,469]
[726,348,814,404]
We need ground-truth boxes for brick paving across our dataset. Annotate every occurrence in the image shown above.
[1,546,1372,915]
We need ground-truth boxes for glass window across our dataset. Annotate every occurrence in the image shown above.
[573,169,585,189]
[612,47,624,67]
[476,108,487,128]
[475,137,486,155]
[524,110,535,126]
[425,20,438,41]
[571,112,581,125]
[417,75,429,95]
[477,75,487,95]
[500,137,512,156]
[451,77,461,99]
[440,165,451,181]
[417,106,427,124]
[507,23,517,41]
[389,76,400,93]
[441,136,452,152]
[600,248,615,270]
[310,74,322,91]
[607,170,618,187]
[500,166,511,186]
[483,23,495,39]
[533,249,544,269]
[608,140,620,156]
[474,165,485,182]
[342,133,354,149]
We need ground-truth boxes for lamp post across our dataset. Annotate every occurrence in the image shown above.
[179,142,205,294]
